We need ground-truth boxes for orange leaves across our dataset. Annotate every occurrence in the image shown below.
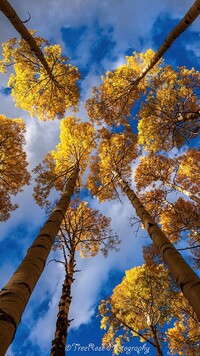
[0,32,80,120]
[0,115,30,220]
[135,154,176,192]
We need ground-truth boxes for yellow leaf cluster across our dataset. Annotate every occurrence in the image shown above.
[99,264,177,354]
[33,117,95,206]
[138,65,200,152]
[135,154,175,192]
[0,115,30,220]
[56,200,119,258]
[160,198,200,243]
[85,49,161,126]
[87,129,139,202]
[166,295,200,355]
[0,32,80,120]
[177,148,200,193]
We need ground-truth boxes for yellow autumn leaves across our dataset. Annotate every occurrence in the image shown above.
[0,115,30,220]
[33,117,95,207]
[0,32,80,120]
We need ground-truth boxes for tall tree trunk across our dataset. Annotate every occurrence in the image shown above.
[116,174,200,320]
[166,181,200,204]
[51,248,75,356]
[0,166,79,356]
[132,0,200,87]
[0,0,55,81]
[150,325,163,356]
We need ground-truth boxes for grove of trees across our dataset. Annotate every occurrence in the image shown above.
[0,1,200,355]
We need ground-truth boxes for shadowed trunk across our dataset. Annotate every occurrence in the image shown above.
[116,173,200,320]
[0,166,79,356]
[150,325,163,356]
[0,0,55,80]
[51,248,75,355]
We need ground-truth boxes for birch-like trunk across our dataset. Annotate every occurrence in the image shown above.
[132,0,200,86]
[0,167,79,356]
[0,0,55,81]
[150,326,163,356]
[51,249,75,356]
[166,181,200,204]
[117,175,200,320]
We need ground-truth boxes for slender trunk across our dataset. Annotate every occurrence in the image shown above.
[0,167,79,356]
[166,181,200,204]
[132,0,200,87]
[117,174,200,320]
[51,249,75,356]
[0,0,54,81]
[163,199,200,228]
[150,325,163,356]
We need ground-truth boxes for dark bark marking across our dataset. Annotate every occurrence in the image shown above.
[0,309,17,332]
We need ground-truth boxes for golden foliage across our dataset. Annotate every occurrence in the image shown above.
[54,199,120,258]
[87,128,139,202]
[165,295,200,355]
[134,150,200,201]
[0,32,80,120]
[0,115,30,221]
[159,198,200,241]
[85,49,161,126]
[137,65,200,152]
[33,116,95,206]
[99,264,177,354]
[134,154,175,192]
[176,147,200,194]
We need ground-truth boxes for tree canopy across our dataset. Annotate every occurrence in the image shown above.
[0,114,30,221]
[0,33,80,120]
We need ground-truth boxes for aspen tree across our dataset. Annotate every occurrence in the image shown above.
[0,117,95,355]
[87,130,200,319]
[51,199,120,356]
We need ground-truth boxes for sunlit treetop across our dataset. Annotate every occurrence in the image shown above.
[166,294,200,355]
[176,147,200,193]
[85,49,162,127]
[33,116,95,206]
[54,199,120,259]
[0,114,30,221]
[0,31,80,120]
[87,128,140,202]
[137,65,200,152]
[99,264,177,355]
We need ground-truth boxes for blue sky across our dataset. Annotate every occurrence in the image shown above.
[0,1,200,355]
